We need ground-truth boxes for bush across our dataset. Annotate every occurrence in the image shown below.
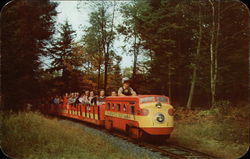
[214,100,232,115]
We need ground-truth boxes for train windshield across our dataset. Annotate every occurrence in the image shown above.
[156,96,169,103]
[140,97,155,103]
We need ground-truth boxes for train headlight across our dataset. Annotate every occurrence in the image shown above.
[155,102,162,108]
[155,113,165,123]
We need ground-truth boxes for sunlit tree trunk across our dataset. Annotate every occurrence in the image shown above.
[209,0,220,108]
[103,1,116,95]
[187,1,202,109]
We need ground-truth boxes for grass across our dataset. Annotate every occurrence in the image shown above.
[0,111,168,159]
[169,102,249,159]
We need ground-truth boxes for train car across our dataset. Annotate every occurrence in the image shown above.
[104,95,174,140]
[47,95,174,140]
[48,102,106,126]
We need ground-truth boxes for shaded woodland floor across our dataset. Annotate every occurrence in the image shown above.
[169,103,249,159]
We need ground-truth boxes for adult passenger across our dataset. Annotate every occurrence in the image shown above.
[53,96,60,104]
[68,93,76,105]
[83,90,90,104]
[78,93,85,104]
[88,91,97,105]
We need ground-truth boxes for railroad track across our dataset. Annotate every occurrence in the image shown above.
[56,116,218,159]
[110,132,218,159]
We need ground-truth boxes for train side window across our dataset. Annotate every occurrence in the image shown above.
[130,106,135,114]
[123,104,126,112]
[117,104,121,111]
[112,104,115,110]
[107,103,110,110]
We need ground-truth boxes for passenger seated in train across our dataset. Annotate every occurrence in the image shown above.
[97,90,105,105]
[63,93,69,108]
[74,92,81,105]
[88,91,97,105]
[53,96,60,104]
[68,93,76,105]
[78,93,85,104]
[118,77,137,96]
[83,90,90,104]
[59,96,64,104]
[111,91,117,96]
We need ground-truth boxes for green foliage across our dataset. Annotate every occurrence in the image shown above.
[82,1,117,94]
[120,0,248,106]
[47,20,85,93]
[109,56,123,92]
[122,67,133,78]
[2,0,248,110]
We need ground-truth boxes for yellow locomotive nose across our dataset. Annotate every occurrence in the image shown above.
[137,102,174,128]
[138,102,174,136]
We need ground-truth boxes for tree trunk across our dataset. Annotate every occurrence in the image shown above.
[209,0,219,108]
[186,0,202,109]
[168,57,171,99]
[99,5,107,94]
[97,63,101,90]
[214,0,220,107]
[104,1,116,95]
[132,34,138,82]
[104,53,108,94]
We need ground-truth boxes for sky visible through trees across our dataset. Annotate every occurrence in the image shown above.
[42,1,134,70]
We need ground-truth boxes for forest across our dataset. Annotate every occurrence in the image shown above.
[1,0,249,110]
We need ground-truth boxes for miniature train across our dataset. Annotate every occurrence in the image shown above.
[47,95,174,140]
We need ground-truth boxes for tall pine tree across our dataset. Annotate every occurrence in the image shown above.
[1,0,58,110]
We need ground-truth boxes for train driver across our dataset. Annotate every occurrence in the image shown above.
[118,77,137,96]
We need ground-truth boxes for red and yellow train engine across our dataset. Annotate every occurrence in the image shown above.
[47,95,174,140]
[104,95,174,140]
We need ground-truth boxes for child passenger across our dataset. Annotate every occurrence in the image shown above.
[97,90,105,105]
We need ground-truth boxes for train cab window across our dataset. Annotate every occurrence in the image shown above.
[117,104,121,111]
[140,97,155,103]
[107,103,110,110]
[130,106,135,114]
[112,104,115,110]
[156,96,169,103]
[123,104,127,112]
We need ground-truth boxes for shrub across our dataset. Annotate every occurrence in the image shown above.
[214,100,232,115]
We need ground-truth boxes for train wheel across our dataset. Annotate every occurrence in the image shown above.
[105,120,113,131]
[128,127,141,139]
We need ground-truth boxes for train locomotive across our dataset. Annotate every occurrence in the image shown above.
[47,95,174,140]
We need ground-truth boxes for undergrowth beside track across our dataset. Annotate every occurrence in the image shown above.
[169,101,249,159]
[0,111,167,159]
